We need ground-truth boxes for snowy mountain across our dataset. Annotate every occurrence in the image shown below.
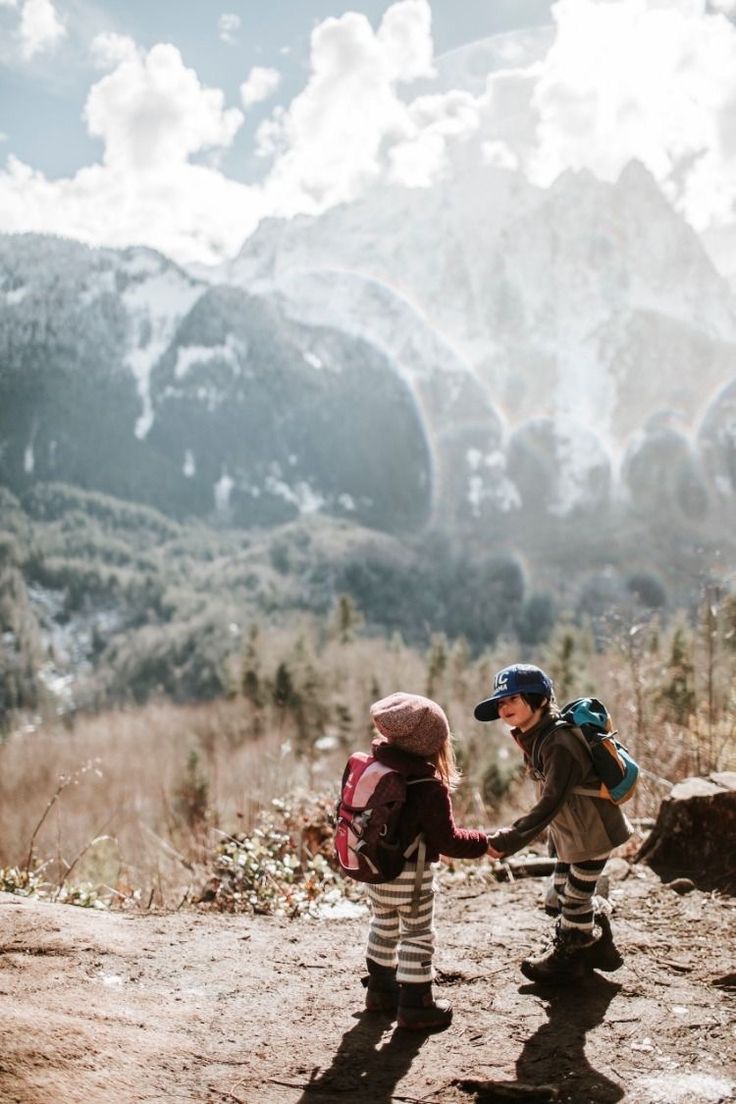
[222,158,736,527]
[4,146,736,563]
[0,234,432,533]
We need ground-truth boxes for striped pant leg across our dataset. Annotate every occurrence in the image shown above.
[366,865,435,984]
[366,893,400,970]
[556,856,609,933]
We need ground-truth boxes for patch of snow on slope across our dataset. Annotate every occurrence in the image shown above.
[175,334,245,380]
[121,261,203,439]
[214,468,234,515]
[264,473,325,514]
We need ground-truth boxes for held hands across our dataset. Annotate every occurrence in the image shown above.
[485,828,507,861]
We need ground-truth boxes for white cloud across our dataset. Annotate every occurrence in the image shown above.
[257,0,471,214]
[84,42,243,170]
[240,66,281,108]
[218,13,240,46]
[0,0,18,8]
[0,153,262,267]
[525,0,736,232]
[389,90,480,185]
[90,32,138,71]
[19,0,65,59]
[255,0,736,243]
[4,0,736,267]
[0,41,258,264]
[0,0,480,261]
[376,0,435,82]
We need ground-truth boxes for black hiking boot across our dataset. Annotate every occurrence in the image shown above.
[520,923,596,983]
[397,982,453,1031]
[362,959,399,1013]
[582,912,624,973]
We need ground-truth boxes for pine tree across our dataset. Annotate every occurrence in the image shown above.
[426,633,448,699]
[658,626,695,726]
[240,623,264,708]
[332,594,364,644]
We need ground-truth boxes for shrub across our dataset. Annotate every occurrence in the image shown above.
[195,795,345,916]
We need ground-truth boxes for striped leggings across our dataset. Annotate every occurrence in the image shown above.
[553,855,609,933]
[366,864,435,984]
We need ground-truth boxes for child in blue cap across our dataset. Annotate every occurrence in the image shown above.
[474,663,631,982]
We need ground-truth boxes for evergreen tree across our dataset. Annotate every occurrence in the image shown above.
[332,594,364,644]
[658,626,695,726]
[426,633,448,699]
[240,623,264,708]
[544,626,587,703]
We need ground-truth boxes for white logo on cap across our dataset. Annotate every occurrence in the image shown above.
[494,671,509,691]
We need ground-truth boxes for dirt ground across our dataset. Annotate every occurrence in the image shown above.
[1,858,735,1104]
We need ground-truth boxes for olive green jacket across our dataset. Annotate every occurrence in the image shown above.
[487,711,632,863]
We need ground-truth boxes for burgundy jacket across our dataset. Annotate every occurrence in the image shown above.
[371,740,488,863]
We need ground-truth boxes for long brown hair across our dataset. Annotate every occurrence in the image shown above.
[431,736,461,792]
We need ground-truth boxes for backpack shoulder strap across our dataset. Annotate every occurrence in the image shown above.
[529,715,569,775]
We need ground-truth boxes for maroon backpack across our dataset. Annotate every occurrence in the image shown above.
[334,752,433,883]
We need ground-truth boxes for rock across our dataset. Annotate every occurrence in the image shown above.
[710,772,736,792]
[604,857,631,882]
[635,775,736,892]
[664,878,696,895]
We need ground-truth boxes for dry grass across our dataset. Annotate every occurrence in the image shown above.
[0,699,320,906]
[0,634,477,907]
[2,627,733,909]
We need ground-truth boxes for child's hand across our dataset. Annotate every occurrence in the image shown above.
[487,844,505,860]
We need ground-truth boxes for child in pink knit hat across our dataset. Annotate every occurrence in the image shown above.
[361,691,489,1031]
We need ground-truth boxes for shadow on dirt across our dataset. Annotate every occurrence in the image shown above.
[514,974,625,1103]
[295,1010,428,1103]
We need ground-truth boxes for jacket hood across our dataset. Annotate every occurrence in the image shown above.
[371,738,438,779]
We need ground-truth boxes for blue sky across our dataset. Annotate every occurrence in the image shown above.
[2,0,736,270]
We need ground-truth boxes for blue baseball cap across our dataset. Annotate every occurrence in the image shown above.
[474,664,553,722]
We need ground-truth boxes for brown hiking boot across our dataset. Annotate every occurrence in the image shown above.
[397,982,453,1031]
[583,913,624,973]
[362,960,399,1013]
[521,923,595,983]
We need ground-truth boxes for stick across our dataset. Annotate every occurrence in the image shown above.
[215,1091,248,1104]
[24,776,73,876]
[54,811,120,898]
[139,821,195,871]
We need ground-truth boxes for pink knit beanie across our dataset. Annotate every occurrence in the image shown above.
[370,692,450,758]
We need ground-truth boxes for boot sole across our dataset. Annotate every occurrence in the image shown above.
[587,955,624,973]
[520,960,587,983]
[365,999,398,1013]
[520,953,626,980]
[397,1014,453,1031]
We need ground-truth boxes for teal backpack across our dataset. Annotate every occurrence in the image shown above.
[559,697,639,805]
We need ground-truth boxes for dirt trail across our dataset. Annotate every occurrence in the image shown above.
[1,862,735,1104]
